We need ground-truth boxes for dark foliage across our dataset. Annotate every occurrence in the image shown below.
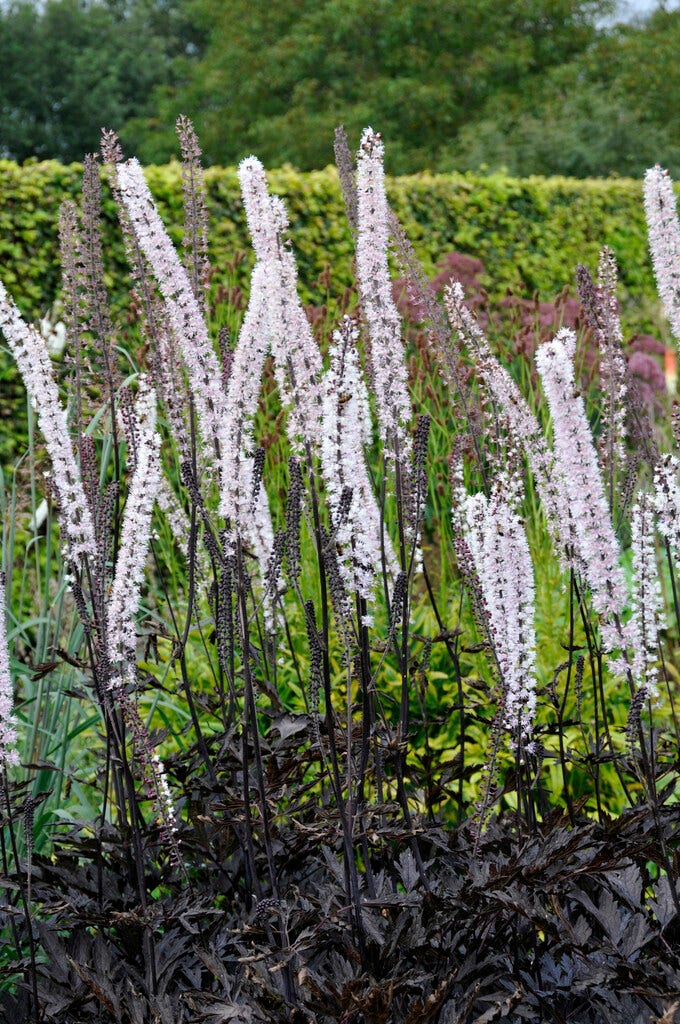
[1,722,679,1023]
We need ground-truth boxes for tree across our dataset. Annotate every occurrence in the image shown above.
[444,6,680,179]
[6,0,677,178]
[0,0,198,163]
[136,0,614,172]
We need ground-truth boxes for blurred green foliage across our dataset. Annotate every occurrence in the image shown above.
[0,158,660,322]
[447,6,680,178]
[139,0,612,172]
[0,156,664,462]
[5,0,680,181]
[0,0,198,164]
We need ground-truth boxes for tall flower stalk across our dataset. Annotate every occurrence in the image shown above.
[458,490,537,745]
[107,379,163,668]
[653,454,680,557]
[219,262,270,529]
[355,127,411,461]
[107,380,179,840]
[445,282,576,560]
[644,165,680,344]
[0,280,96,566]
[320,317,398,598]
[576,249,628,499]
[237,156,323,453]
[0,572,19,770]
[115,157,227,455]
[535,328,627,637]
[623,496,665,702]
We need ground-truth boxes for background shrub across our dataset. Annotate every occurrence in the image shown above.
[0,159,662,321]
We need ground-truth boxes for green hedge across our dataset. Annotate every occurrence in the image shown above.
[0,158,659,325]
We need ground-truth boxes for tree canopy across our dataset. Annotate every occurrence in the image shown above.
[0,0,198,163]
[1,0,680,178]
[140,0,615,172]
[447,5,680,177]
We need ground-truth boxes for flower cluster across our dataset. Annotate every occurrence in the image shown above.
[643,165,680,343]
[115,158,227,454]
[460,491,537,744]
[219,261,271,529]
[535,329,627,631]
[237,156,323,452]
[595,248,628,468]
[119,377,209,591]
[107,381,177,836]
[217,258,277,607]
[0,572,19,769]
[176,115,210,303]
[320,317,398,597]
[626,497,665,701]
[445,282,575,558]
[653,453,680,557]
[355,127,411,458]
[107,383,162,667]
[0,280,96,564]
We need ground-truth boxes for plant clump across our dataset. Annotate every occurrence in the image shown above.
[0,121,679,1023]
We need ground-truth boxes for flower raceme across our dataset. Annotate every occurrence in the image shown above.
[119,382,193,567]
[594,249,628,468]
[535,328,627,634]
[459,491,537,744]
[653,453,680,556]
[218,257,277,600]
[627,496,666,701]
[0,280,96,565]
[107,379,163,668]
[105,381,178,838]
[237,156,323,453]
[320,317,398,598]
[576,248,628,480]
[115,158,227,456]
[643,165,680,344]
[444,282,576,560]
[355,127,411,461]
[0,572,19,769]
[219,261,271,529]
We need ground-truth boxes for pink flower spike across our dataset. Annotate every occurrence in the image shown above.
[107,385,163,668]
[355,128,411,458]
[0,280,96,565]
[238,157,288,264]
[535,328,626,627]
[115,158,226,455]
[0,573,19,769]
[212,253,277,613]
[320,316,398,597]
[644,165,680,344]
[461,491,537,744]
[594,248,628,468]
[237,156,323,452]
[653,453,680,556]
[627,496,665,701]
[445,281,576,562]
[219,261,271,527]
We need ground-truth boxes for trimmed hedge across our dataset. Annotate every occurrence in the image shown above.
[0,158,659,324]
